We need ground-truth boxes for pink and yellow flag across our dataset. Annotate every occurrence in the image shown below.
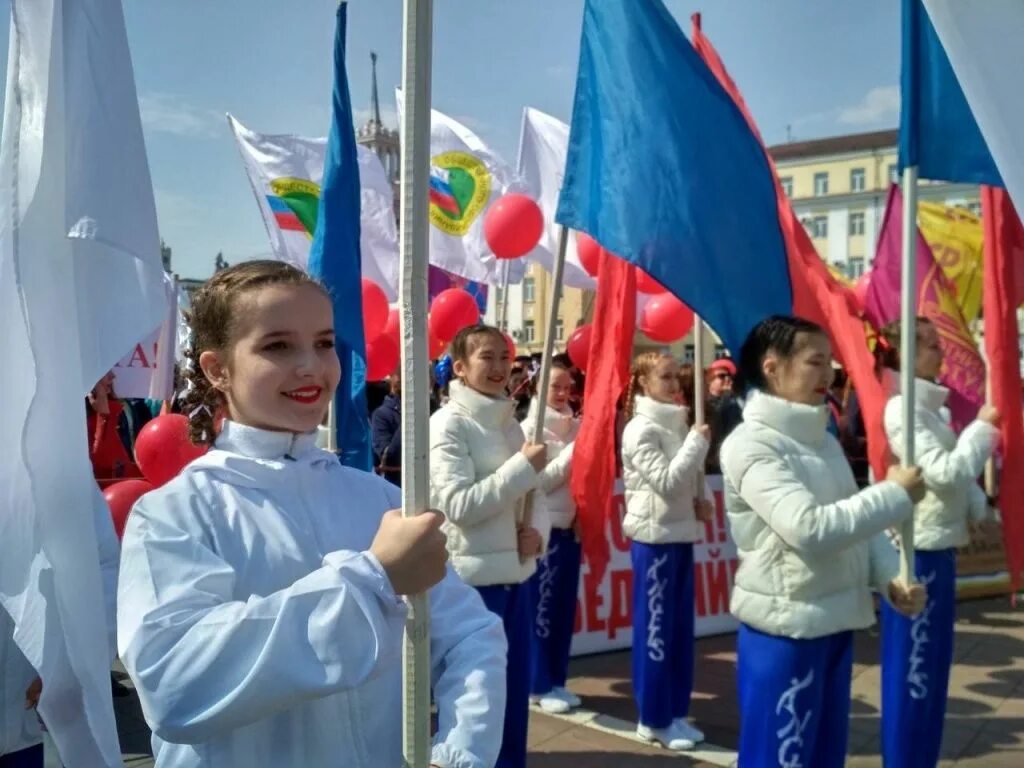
[863,185,984,432]
[917,201,984,323]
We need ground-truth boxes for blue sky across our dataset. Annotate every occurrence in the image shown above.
[0,1,902,280]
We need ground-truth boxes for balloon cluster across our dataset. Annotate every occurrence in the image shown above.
[567,233,696,372]
[103,413,208,541]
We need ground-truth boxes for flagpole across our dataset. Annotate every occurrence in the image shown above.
[693,316,707,503]
[499,259,511,332]
[899,165,919,584]
[398,0,433,765]
[326,401,338,452]
[520,225,569,539]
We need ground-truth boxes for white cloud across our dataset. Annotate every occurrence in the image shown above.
[837,85,899,126]
[139,93,223,138]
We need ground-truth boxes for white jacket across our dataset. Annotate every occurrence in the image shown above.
[117,421,506,768]
[1,485,119,757]
[429,380,548,587]
[621,397,710,544]
[521,399,579,530]
[721,391,914,639]
[884,377,999,550]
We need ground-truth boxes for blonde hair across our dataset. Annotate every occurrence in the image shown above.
[624,351,670,421]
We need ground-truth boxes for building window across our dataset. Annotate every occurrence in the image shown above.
[555,318,564,341]
[850,168,865,192]
[849,212,865,236]
[848,257,865,279]
[780,176,793,198]
[813,172,829,197]
[523,277,535,303]
[524,320,535,343]
[808,216,828,239]
[889,163,899,184]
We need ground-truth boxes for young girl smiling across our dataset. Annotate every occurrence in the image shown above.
[117,261,506,768]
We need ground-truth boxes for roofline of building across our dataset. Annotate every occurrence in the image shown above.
[768,129,898,161]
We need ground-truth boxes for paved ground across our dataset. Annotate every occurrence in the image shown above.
[65,595,1022,767]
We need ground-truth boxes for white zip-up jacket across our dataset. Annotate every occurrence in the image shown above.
[521,399,579,530]
[429,380,547,587]
[884,376,999,551]
[621,397,710,544]
[117,421,506,768]
[721,391,914,639]
[1,485,119,757]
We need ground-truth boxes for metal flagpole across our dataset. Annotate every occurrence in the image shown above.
[326,401,338,452]
[899,165,919,584]
[499,259,511,332]
[520,226,569,537]
[692,317,707,504]
[399,0,433,765]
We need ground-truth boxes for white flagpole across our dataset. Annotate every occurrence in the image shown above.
[399,0,433,765]
[899,165,919,584]
[520,226,569,537]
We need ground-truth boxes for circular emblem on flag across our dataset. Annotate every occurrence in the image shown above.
[269,177,322,239]
[428,151,491,237]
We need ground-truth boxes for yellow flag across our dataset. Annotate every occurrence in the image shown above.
[917,201,984,323]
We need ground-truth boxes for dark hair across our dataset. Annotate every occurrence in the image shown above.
[181,260,328,445]
[874,317,932,373]
[738,315,828,393]
[450,323,507,366]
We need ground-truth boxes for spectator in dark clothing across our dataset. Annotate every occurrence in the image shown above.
[705,358,743,476]
[839,388,870,487]
[371,372,402,486]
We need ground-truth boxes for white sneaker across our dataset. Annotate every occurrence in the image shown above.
[636,722,697,751]
[530,692,571,714]
[672,718,705,743]
[555,686,582,708]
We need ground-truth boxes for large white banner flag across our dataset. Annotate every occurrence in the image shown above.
[396,89,526,286]
[518,108,596,290]
[111,272,179,400]
[0,0,168,764]
[923,0,1024,222]
[227,114,400,300]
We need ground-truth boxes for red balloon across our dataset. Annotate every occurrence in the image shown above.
[135,414,207,487]
[567,324,593,372]
[636,268,668,295]
[503,333,517,360]
[103,480,155,540]
[361,279,389,341]
[429,288,480,341]
[366,333,400,380]
[639,293,695,343]
[484,193,545,259]
[576,233,603,278]
[428,326,449,359]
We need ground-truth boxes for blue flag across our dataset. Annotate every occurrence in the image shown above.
[308,2,370,470]
[555,0,792,355]
[899,0,1001,185]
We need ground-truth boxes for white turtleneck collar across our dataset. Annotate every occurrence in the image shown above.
[215,420,322,461]
[742,389,829,445]
[633,395,688,432]
[447,379,516,429]
[883,368,950,415]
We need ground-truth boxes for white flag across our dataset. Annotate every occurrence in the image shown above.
[227,115,400,300]
[396,90,526,285]
[111,272,178,400]
[923,0,1024,221]
[0,1,167,765]
[518,108,596,290]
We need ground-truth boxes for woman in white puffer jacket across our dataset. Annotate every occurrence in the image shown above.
[620,352,711,752]
[876,318,1000,768]
[521,359,582,716]
[721,315,927,768]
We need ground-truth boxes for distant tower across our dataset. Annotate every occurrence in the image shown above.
[356,51,400,197]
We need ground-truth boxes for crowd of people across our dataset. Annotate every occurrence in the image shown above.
[0,259,1005,768]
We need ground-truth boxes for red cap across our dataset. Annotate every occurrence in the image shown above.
[708,358,737,376]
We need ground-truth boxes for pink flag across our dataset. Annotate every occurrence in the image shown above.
[864,185,985,431]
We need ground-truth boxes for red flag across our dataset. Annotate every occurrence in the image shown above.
[570,250,636,584]
[981,186,1024,591]
[691,14,892,479]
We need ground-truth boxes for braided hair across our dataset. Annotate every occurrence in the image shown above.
[737,315,828,395]
[180,260,329,446]
[623,351,668,421]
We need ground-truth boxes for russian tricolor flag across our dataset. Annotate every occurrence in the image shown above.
[267,194,306,233]
[429,166,460,216]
